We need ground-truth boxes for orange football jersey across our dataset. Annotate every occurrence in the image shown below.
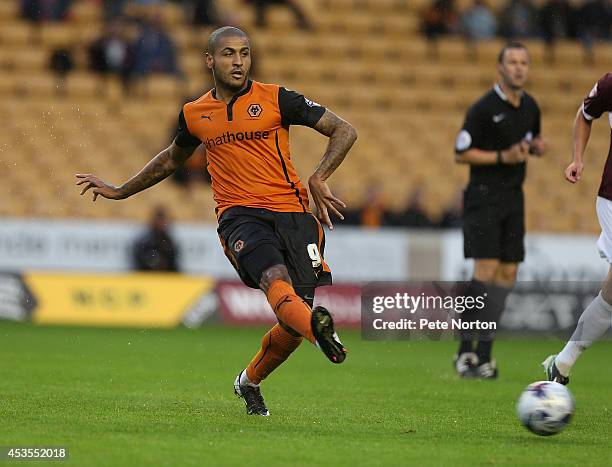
[175,80,326,218]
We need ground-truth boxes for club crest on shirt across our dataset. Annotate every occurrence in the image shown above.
[247,103,263,118]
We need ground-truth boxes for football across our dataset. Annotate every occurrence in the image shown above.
[517,381,575,436]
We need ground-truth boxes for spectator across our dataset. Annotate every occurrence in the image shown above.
[132,0,163,5]
[88,20,130,75]
[462,0,497,41]
[576,0,612,48]
[21,0,73,23]
[192,0,220,27]
[390,186,434,228]
[102,0,127,21]
[248,0,311,30]
[49,47,74,95]
[21,0,44,23]
[421,0,459,40]
[605,0,612,39]
[499,0,537,39]
[88,20,134,93]
[358,185,389,229]
[537,0,571,58]
[131,15,180,77]
[50,0,72,20]
[133,206,179,272]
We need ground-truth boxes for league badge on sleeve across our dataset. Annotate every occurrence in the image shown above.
[455,130,472,152]
[304,97,321,108]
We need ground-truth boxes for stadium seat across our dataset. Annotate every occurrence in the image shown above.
[0,0,610,231]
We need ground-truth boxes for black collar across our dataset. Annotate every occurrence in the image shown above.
[212,79,252,101]
[494,82,523,109]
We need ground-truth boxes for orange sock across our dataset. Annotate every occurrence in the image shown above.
[246,324,303,384]
[266,280,315,343]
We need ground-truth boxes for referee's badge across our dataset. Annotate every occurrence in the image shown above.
[456,130,472,151]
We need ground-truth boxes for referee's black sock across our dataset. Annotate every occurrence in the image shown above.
[458,339,473,355]
[456,279,487,355]
[475,284,511,363]
[475,340,493,364]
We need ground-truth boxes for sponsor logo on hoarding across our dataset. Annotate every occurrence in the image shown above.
[25,273,214,328]
[216,280,361,327]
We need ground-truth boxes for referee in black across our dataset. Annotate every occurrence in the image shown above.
[453,42,546,379]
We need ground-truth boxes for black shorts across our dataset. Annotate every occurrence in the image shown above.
[217,206,332,290]
[463,185,525,263]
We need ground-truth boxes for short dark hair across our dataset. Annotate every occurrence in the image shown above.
[498,42,529,63]
[207,26,249,54]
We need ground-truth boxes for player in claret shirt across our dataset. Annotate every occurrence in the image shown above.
[76,27,357,416]
[544,73,612,386]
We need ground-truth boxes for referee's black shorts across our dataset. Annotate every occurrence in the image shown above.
[462,185,525,263]
[217,206,332,292]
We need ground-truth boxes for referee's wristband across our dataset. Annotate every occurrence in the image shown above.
[496,150,503,165]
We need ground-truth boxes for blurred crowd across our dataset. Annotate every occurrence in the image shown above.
[25,0,310,97]
[19,0,312,194]
[20,0,310,28]
[422,0,612,48]
[19,1,555,229]
[339,185,463,230]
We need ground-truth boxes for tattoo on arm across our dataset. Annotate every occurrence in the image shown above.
[118,142,198,197]
[313,110,357,180]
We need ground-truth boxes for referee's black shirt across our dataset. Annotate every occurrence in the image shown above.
[455,83,541,189]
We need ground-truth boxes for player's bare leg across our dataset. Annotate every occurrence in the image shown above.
[474,259,501,283]
[544,265,612,384]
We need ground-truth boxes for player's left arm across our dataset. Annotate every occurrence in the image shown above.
[278,87,357,229]
[310,110,358,229]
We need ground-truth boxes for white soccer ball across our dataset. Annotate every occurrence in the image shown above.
[517,381,574,436]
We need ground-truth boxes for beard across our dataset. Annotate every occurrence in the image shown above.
[502,74,524,91]
[215,71,248,92]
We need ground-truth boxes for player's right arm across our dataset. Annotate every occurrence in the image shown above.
[76,109,201,201]
[76,142,199,201]
[454,104,527,166]
[565,74,612,183]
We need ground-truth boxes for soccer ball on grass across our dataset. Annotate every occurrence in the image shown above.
[516,381,574,436]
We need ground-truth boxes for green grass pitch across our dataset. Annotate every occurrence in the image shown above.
[1,322,610,466]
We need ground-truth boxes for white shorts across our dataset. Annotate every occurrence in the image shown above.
[596,196,612,263]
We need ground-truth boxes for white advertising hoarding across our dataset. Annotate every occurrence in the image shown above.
[0,219,409,281]
[440,231,608,281]
[1,218,606,282]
